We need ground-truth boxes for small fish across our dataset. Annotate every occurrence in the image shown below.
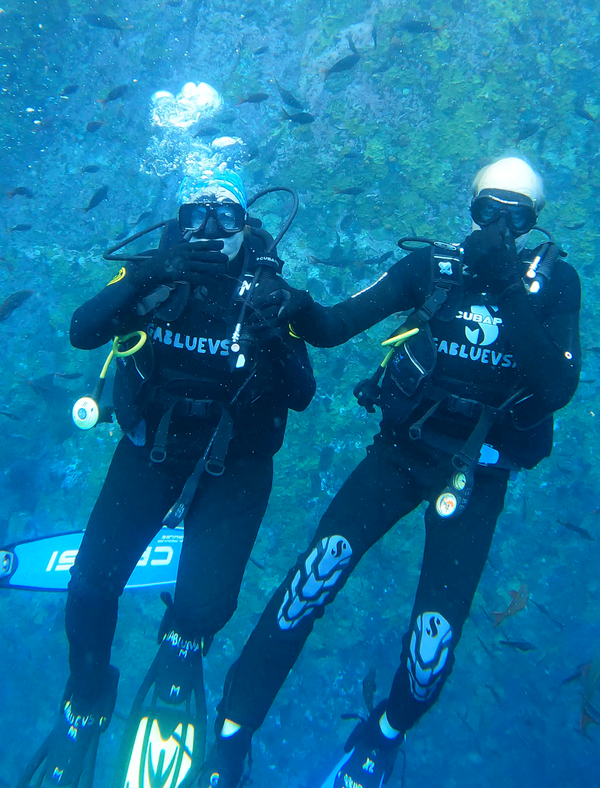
[362,667,376,714]
[371,61,393,77]
[477,635,495,659]
[134,211,152,226]
[9,224,32,232]
[55,372,83,380]
[83,13,121,31]
[577,660,600,734]
[361,251,393,267]
[399,19,437,34]
[191,125,221,138]
[516,121,539,144]
[81,165,101,174]
[274,80,303,109]
[84,185,109,213]
[19,373,72,406]
[311,234,348,268]
[340,713,364,721]
[575,106,596,123]
[560,221,586,230]
[499,638,537,652]
[372,26,378,48]
[7,187,33,199]
[530,599,564,628]
[99,84,128,108]
[254,45,269,55]
[485,683,501,703]
[0,290,34,321]
[325,53,361,80]
[492,583,528,627]
[237,92,269,105]
[558,518,594,541]
[562,665,588,686]
[561,659,600,736]
[335,186,364,196]
[0,411,21,421]
[281,109,315,124]
[456,710,475,735]
[249,555,265,571]
[339,214,355,232]
[61,84,79,96]
[86,121,103,133]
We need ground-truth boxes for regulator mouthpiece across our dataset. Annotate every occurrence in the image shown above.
[72,397,100,430]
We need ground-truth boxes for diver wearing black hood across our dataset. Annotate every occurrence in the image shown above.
[19,172,315,788]
[199,158,580,788]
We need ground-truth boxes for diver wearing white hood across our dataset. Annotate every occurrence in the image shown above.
[199,156,582,788]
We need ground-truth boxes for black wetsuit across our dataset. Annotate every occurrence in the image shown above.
[216,244,580,737]
[66,237,315,702]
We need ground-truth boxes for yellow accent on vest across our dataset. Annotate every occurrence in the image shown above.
[107,267,126,286]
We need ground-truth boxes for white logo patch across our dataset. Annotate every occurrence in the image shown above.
[459,305,501,346]
[438,260,453,275]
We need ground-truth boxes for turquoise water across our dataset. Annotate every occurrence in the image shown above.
[2,0,599,785]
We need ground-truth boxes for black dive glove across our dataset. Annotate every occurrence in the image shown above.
[125,242,229,293]
[182,240,229,267]
[246,277,313,336]
[463,219,520,296]
[125,248,186,293]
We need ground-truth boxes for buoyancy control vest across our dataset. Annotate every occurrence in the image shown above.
[113,222,286,445]
[355,238,562,473]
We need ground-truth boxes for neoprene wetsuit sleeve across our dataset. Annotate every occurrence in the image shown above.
[70,277,139,350]
[290,249,430,348]
[498,259,581,413]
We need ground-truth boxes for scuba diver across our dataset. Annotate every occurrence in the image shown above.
[197,157,581,787]
[19,170,315,787]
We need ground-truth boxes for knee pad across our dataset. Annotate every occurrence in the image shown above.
[277,535,352,630]
[406,612,452,702]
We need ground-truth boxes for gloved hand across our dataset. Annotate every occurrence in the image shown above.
[245,277,288,341]
[246,277,312,335]
[181,240,229,267]
[462,219,520,295]
[125,242,229,294]
[125,247,188,293]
